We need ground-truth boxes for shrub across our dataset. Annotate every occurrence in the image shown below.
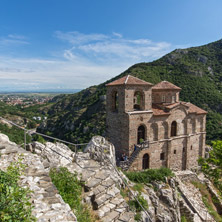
[129,194,148,212]
[49,167,97,222]
[125,167,174,184]
[0,159,35,221]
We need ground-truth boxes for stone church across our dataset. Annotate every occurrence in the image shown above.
[106,75,207,171]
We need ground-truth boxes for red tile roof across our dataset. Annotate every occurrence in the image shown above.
[152,81,181,90]
[106,75,153,86]
[152,104,170,116]
[152,102,207,116]
[181,102,207,115]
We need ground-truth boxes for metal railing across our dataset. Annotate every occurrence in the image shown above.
[0,116,88,154]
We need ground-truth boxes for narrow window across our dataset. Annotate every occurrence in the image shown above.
[114,92,118,111]
[160,152,165,160]
[190,146,193,150]
[112,91,118,112]
[134,91,144,110]
[171,121,177,137]
[162,95,166,103]
[174,150,176,154]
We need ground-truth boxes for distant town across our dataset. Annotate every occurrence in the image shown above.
[0,93,55,107]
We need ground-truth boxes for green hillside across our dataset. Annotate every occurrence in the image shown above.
[38,39,222,144]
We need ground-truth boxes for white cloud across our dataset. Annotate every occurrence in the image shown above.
[0,34,29,46]
[55,31,172,65]
[0,31,176,91]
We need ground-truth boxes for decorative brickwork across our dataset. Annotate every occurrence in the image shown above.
[106,75,207,171]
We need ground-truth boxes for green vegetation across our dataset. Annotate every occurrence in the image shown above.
[49,167,97,222]
[129,194,148,221]
[191,181,222,221]
[120,185,148,221]
[38,39,222,144]
[0,157,35,221]
[199,140,222,190]
[124,167,174,184]
[181,215,188,222]
[133,183,144,192]
[0,123,31,145]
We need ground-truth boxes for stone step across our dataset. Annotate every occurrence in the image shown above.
[114,202,129,213]
[101,210,120,222]
[97,202,116,218]
[93,184,107,197]
[94,193,113,209]
[81,169,96,182]
[110,194,125,206]
[101,178,115,188]
[94,169,110,180]
[85,178,102,190]
[94,185,120,203]
[117,211,134,222]
[106,186,120,198]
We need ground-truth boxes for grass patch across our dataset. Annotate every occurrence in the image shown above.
[191,181,222,222]
[133,183,144,192]
[50,167,98,222]
[181,215,188,222]
[124,167,174,184]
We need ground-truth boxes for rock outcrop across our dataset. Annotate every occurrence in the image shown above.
[84,135,116,166]
[1,133,220,222]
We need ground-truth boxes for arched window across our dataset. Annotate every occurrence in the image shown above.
[171,121,177,137]
[111,91,118,112]
[142,153,149,169]
[137,125,145,144]
[133,91,144,110]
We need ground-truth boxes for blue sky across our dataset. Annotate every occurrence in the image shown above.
[0,0,221,91]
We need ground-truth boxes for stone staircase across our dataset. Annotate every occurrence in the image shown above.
[119,146,143,171]
[66,152,135,222]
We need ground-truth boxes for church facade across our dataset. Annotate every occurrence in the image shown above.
[106,75,207,171]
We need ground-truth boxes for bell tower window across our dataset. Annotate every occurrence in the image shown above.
[111,91,118,112]
[133,91,144,111]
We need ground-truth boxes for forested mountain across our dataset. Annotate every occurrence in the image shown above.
[38,39,222,144]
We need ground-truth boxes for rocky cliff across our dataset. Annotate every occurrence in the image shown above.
[0,134,221,221]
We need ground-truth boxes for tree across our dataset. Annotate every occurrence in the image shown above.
[199,140,222,190]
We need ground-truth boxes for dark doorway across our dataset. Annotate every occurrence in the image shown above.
[138,125,145,144]
[142,153,149,169]
[171,121,177,137]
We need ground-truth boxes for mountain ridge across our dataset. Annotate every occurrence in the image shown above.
[38,39,222,144]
